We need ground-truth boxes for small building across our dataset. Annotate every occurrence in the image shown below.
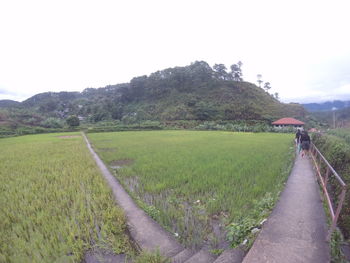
[272,117,305,129]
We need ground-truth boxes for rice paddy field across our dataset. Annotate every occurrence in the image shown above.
[0,133,133,263]
[87,130,294,247]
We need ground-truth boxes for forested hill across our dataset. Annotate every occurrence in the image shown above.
[0,61,306,125]
[0,100,21,108]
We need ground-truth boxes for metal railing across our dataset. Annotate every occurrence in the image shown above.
[309,142,347,241]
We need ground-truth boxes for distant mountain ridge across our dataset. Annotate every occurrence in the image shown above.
[0,61,306,128]
[303,100,350,112]
[0,100,21,108]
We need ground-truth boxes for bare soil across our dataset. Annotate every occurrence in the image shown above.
[98,148,117,152]
[110,159,134,169]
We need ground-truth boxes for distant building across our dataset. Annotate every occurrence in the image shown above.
[272,117,305,129]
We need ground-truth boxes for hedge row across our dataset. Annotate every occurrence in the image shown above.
[312,133,350,239]
[328,128,350,145]
[85,121,297,134]
[0,126,80,138]
[85,124,163,133]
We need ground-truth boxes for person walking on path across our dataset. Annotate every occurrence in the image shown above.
[295,129,302,153]
[300,130,311,158]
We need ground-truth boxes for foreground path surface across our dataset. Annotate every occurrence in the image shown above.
[83,133,184,258]
[243,154,330,263]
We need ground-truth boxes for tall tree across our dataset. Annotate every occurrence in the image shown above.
[264,82,271,92]
[66,115,80,127]
[213,64,228,80]
[230,62,243,81]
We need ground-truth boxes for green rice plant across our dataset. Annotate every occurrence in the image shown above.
[226,192,278,248]
[0,133,132,262]
[133,249,169,263]
[88,130,294,248]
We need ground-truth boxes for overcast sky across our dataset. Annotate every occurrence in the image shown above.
[1,0,349,103]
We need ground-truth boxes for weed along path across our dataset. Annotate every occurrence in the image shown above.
[243,154,330,263]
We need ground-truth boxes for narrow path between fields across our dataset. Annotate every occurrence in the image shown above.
[243,153,330,263]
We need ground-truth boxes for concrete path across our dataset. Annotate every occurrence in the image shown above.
[243,154,330,263]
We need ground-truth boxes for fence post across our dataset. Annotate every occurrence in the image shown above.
[327,188,347,241]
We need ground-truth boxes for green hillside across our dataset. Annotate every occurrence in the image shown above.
[0,61,306,129]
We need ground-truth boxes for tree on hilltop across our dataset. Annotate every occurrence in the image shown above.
[213,64,229,80]
[264,82,271,92]
[230,61,243,81]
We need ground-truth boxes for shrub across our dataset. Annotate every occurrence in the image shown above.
[312,133,350,239]
[41,117,64,128]
[328,128,350,145]
[66,115,80,127]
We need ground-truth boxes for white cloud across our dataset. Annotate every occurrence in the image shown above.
[335,84,350,94]
[0,0,350,102]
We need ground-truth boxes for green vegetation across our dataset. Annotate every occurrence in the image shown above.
[312,132,350,240]
[84,119,298,134]
[330,229,349,263]
[226,192,277,248]
[66,115,80,127]
[0,61,306,136]
[88,130,294,248]
[0,133,132,262]
[0,108,78,138]
[133,250,169,263]
[328,128,350,144]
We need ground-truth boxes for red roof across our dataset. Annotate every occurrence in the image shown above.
[272,118,305,125]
